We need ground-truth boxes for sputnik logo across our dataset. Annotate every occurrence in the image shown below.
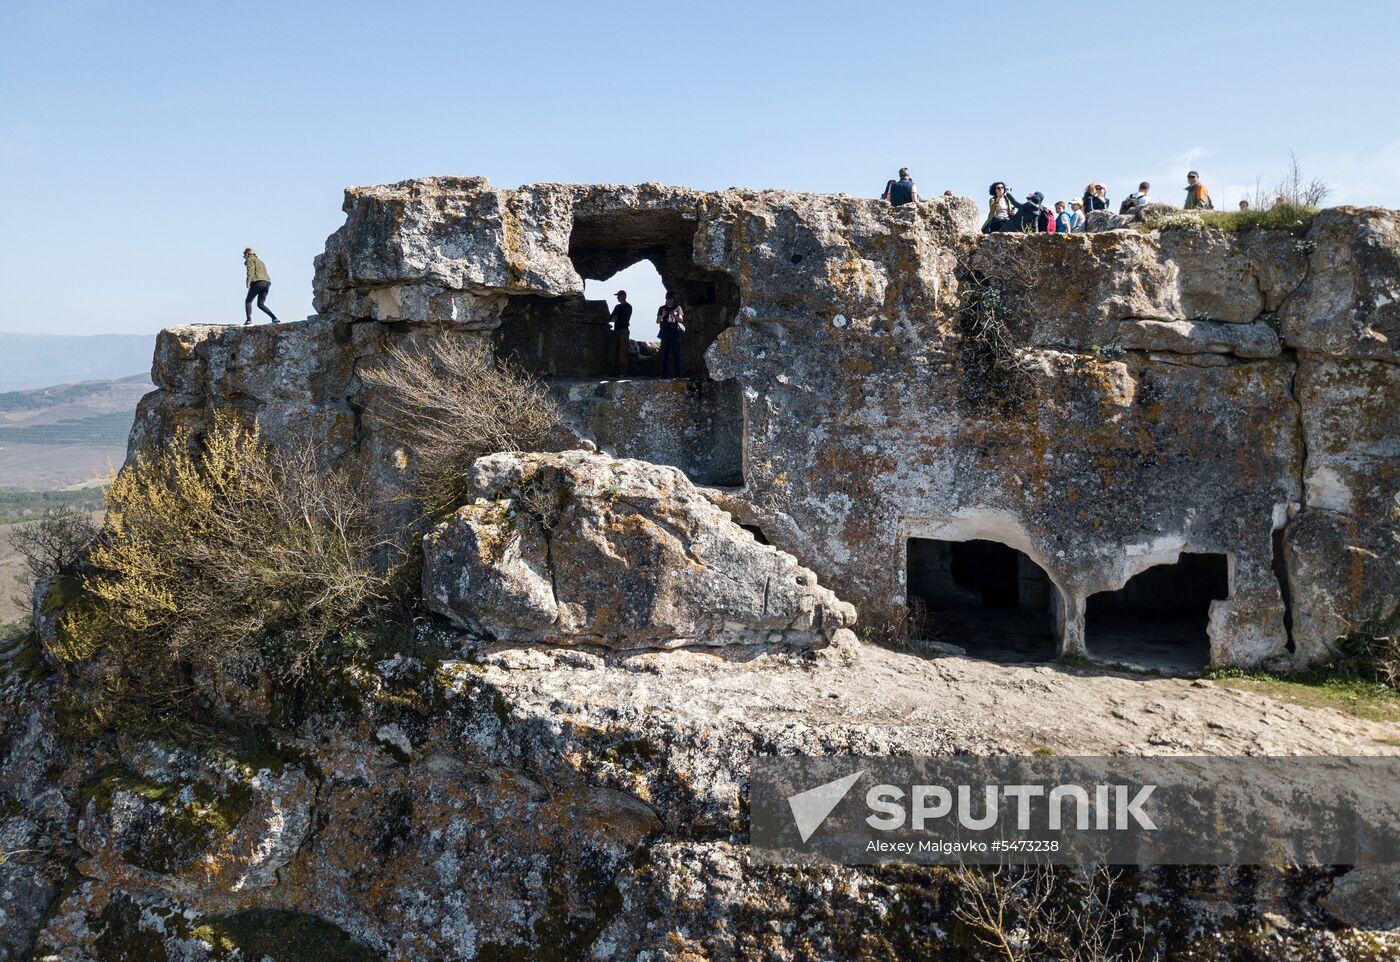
[786,770,864,842]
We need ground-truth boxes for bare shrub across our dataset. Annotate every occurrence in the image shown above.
[1334,608,1400,690]
[1272,150,1332,209]
[53,414,395,731]
[8,505,99,609]
[1250,150,1331,211]
[952,863,1143,962]
[951,239,1043,414]
[361,335,562,515]
[517,468,568,534]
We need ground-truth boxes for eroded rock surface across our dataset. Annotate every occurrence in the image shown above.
[7,635,1399,961]
[130,178,1400,672]
[423,451,856,649]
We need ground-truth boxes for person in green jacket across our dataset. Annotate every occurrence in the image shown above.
[243,248,279,325]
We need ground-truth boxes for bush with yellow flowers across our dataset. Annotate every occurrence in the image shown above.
[49,413,396,732]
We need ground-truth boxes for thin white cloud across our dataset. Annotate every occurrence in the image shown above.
[1314,139,1400,208]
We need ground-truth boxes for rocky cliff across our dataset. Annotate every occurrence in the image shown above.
[135,179,1399,669]
[4,179,1398,961]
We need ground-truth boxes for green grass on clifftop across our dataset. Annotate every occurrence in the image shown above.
[1141,203,1320,234]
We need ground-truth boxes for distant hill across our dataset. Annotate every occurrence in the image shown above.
[0,373,152,490]
[0,332,155,391]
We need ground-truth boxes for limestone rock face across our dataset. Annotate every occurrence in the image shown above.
[1285,357,1400,659]
[1115,317,1281,358]
[1283,207,1400,361]
[422,451,856,648]
[122,176,1400,670]
[136,319,360,463]
[10,641,1400,961]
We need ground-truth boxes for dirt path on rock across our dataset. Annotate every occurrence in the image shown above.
[486,643,1400,757]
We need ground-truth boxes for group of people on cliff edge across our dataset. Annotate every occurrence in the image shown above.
[978,172,1214,233]
[882,168,1217,234]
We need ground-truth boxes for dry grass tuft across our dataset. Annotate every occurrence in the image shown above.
[360,335,562,516]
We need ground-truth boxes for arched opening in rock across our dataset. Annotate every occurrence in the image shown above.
[582,260,667,375]
[495,207,746,488]
[1084,553,1229,672]
[494,207,740,381]
[906,537,1058,662]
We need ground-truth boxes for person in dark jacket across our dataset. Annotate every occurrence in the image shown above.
[1015,192,1053,233]
[1082,182,1109,212]
[656,291,685,377]
[608,290,632,376]
[982,182,1020,234]
[243,248,278,325]
[882,168,919,206]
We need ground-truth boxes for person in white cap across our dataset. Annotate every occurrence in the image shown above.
[1068,198,1086,232]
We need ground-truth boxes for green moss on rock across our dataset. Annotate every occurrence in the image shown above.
[81,764,252,873]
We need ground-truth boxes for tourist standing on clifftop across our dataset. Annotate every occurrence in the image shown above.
[882,169,919,206]
[657,291,685,378]
[243,248,279,325]
[608,290,632,377]
[1083,183,1109,212]
[1184,171,1214,210]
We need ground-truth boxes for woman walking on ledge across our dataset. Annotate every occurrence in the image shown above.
[243,247,279,325]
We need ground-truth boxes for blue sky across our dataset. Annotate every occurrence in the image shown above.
[3,0,1399,336]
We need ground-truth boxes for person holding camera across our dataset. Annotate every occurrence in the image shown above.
[1082,182,1109,212]
[982,182,1020,234]
[1016,192,1055,232]
[657,291,686,377]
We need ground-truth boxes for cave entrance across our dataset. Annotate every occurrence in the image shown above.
[906,538,1058,662]
[1084,553,1229,672]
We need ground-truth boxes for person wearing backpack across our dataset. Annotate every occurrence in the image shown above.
[1184,171,1214,210]
[882,168,919,207]
[1119,182,1151,214]
[1017,192,1053,233]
